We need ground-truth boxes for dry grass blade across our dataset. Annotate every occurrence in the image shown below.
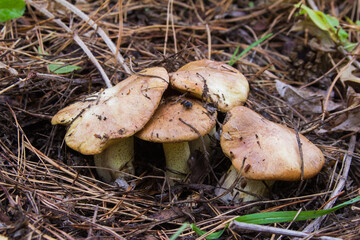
[53,0,131,76]
[27,0,112,88]
[301,135,357,234]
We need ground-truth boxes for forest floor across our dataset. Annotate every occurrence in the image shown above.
[0,0,359,239]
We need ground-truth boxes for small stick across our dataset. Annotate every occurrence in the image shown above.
[230,221,342,240]
[54,0,131,76]
[301,135,357,234]
[294,120,304,181]
[27,0,113,88]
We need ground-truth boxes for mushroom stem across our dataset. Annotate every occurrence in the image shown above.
[163,142,190,181]
[94,137,134,183]
[189,127,216,153]
[216,165,274,203]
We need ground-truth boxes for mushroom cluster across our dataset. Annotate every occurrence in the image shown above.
[52,67,169,182]
[52,59,325,203]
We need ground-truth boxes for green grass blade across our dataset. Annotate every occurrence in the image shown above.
[169,222,189,240]
[228,46,240,66]
[228,33,273,66]
[235,196,360,224]
[190,223,227,239]
[191,196,360,238]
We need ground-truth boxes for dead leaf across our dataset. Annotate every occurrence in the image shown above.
[148,207,185,222]
[291,20,336,52]
[275,80,342,113]
[324,87,360,132]
[340,65,360,85]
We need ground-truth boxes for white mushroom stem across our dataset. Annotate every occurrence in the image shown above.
[215,165,274,203]
[162,128,216,184]
[163,142,190,181]
[94,137,134,183]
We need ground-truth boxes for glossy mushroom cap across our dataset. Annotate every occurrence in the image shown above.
[52,67,169,155]
[221,106,325,181]
[136,97,217,142]
[169,60,249,112]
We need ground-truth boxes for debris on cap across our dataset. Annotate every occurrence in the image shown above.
[221,106,325,181]
[136,96,217,142]
[169,59,249,112]
[136,96,217,182]
[52,67,169,155]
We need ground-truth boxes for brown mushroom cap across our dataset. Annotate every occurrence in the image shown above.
[136,97,217,142]
[169,60,249,112]
[220,106,325,181]
[52,67,169,155]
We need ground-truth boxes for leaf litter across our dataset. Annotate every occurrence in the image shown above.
[0,0,360,239]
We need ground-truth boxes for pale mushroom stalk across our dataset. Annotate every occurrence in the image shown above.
[94,137,134,183]
[216,165,274,203]
[163,142,190,179]
[136,97,217,185]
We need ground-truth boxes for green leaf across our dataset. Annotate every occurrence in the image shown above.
[228,33,273,66]
[0,0,25,22]
[37,46,49,55]
[235,196,360,224]
[48,62,82,74]
[294,3,350,44]
[169,222,189,240]
[343,42,357,52]
[356,20,360,26]
[296,4,328,31]
[190,223,227,239]
[37,47,81,74]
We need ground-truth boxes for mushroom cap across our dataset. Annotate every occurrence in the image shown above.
[136,97,217,143]
[220,106,325,181]
[52,67,169,155]
[169,60,249,112]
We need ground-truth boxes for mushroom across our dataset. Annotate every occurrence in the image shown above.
[136,96,217,182]
[216,106,325,203]
[169,59,249,112]
[52,67,169,182]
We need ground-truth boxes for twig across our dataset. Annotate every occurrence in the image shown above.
[26,0,113,88]
[307,0,319,11]
[53,0,131,76]
[301,135,357,234]
[0,61,18,76]
[34,72,103,84]
[230,221,342,240]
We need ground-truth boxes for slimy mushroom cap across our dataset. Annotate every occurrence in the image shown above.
[220,106,325,181]
[52,67,169,155]
[136,96,217,142]
[169,60,249,112]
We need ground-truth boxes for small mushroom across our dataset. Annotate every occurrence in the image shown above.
[169,59,249,112]
[52,67,169,182]
[216,106,325,202]
[136,96,217,182]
